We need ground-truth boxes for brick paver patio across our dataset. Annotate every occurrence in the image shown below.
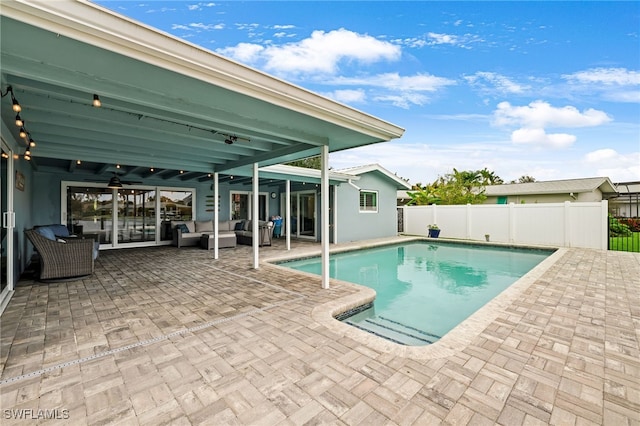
[0,237,638,425]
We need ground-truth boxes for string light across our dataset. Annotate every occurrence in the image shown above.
[92,94,101,107]
[2,86,36,160]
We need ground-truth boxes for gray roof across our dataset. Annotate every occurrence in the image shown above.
[614,181,640,195]
[484,177,618,196]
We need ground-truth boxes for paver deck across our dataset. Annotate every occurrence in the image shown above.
[0,237,638,425]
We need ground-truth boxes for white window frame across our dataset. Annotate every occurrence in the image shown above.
[359,190,378,213]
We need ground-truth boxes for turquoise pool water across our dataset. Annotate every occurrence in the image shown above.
[281,241,551,346]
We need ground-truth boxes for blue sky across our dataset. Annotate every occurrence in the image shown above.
[95,1,639,184]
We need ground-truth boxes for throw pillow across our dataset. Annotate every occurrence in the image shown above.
[35,226,56,241]
[234,221,244,231]
[177,223,190,233]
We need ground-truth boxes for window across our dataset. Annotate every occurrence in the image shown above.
[359,190,378,213]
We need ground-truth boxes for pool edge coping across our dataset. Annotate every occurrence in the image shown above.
[266,238,566,360]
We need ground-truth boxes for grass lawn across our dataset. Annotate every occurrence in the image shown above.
[610,232,640,252]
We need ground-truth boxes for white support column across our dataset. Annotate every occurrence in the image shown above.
[321,145,330,289]
[285,179,291,251]
[213,172,219,259]
[332,185,338,244]
[252,163,259,269]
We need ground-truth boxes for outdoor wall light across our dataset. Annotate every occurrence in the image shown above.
[93,94,101,108]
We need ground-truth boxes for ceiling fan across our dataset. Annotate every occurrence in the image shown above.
[86,172,142,188]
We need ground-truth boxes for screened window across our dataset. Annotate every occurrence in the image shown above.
[359,190,378,212]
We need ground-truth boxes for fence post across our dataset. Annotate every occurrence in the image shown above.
[509,203,515,243]
[466,203,472,240]
[432,204,437,228]
[602,200,609,250]
[564,201,571,247]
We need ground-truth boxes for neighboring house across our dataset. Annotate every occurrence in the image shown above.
[609,181,640,218]
[482,177,618,204]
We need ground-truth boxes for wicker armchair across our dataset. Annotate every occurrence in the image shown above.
[25,229,95,280]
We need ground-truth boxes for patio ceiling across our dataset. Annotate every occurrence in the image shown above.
[0,1,404,184]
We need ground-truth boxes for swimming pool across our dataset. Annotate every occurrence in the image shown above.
[281,241,552,346]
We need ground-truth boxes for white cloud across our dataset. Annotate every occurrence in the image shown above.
[396,32,483,49]
[332,73,455,92]
[585,149,640,181]
[494,100,611,128]
[373,93,430,109]
[324,89,366,104]
[217,42,264,62]
[427,32,458,45]
[493,101,611,149]
[187,3,216,11]
[273,25,295,30]
[172,22,224,32]
[327,73,455,108]
[585,148,619,162]
[510,128,576,149]
[465,72,529,94]
[564,67,640,86]
[562,67,640,103]
[218,28,400,75]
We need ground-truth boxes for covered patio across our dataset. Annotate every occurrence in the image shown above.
[1,0,404,308]
[0,239,638,424]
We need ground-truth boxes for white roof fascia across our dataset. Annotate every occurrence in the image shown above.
[259,164,359,182]
[336,164,412,189]
[2,0,404,142]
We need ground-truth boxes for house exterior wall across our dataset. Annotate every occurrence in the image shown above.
[334,172,399,243]
[485,189,603,204]
[30,170,283,225]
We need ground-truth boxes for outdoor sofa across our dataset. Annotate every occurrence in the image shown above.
[172,219,273,248]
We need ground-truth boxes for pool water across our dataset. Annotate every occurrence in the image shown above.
[281,241,551,346]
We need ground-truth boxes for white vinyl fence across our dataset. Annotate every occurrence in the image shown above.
[400,201,609,249]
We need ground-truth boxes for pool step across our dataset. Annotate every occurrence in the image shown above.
[344,316,441,346]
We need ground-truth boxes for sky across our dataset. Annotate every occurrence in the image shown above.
[95,1,640,185]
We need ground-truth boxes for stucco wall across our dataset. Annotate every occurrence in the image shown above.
[335,171,399,243]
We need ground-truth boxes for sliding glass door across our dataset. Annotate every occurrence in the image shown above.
[65,183,193,248]
[230,191,268,220]
[1,142,13,309]
[289,191,317,240]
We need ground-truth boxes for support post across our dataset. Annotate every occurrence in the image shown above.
[285,179,291,251]
[321,145,330,289]
[253,163,259,269]
[213,172,219,259]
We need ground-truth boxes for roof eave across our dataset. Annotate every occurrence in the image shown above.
[2,0,404,142]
